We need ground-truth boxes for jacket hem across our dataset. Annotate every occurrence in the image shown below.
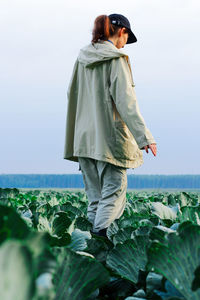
[63,151,143,169]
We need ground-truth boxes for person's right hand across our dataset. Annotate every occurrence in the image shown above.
[144,144,157,156]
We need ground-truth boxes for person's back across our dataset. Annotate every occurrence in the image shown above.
[63,14,157,238]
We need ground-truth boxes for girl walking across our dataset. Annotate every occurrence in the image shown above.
[63,13,157,238]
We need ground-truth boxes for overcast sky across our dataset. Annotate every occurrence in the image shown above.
[1,0,200,175]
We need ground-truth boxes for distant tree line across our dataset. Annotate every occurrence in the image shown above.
[0,174,199,189]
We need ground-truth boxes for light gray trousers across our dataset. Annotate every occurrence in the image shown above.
[78,157,127,232]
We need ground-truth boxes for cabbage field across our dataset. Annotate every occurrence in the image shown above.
[1,188,200,300]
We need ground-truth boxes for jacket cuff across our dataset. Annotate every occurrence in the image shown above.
[137,138,157,150]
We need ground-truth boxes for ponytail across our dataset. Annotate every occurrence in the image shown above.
[91,14,127,44]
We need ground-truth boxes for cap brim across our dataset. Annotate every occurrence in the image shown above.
[126,30,137,44]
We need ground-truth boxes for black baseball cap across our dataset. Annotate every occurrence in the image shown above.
[108,13,137,44]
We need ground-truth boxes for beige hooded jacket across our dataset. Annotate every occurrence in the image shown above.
[63,40,156,169]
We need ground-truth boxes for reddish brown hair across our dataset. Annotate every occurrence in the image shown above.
[91,15,129,44]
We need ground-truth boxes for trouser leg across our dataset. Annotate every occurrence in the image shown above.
[94,161,127,232]
[78,157,102,228]
[78,157,127,233]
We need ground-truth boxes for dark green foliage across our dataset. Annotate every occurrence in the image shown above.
[0,188,200,299]
[0,204,30,244]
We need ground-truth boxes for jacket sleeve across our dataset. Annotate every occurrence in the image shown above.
[63,59,79,158]
[109,56,156,150]
[67,58,79,99]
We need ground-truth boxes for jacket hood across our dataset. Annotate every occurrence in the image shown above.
[77,40,128,68]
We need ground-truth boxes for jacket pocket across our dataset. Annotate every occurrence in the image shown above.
[114,120,141,160]
[114,120,132,158]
